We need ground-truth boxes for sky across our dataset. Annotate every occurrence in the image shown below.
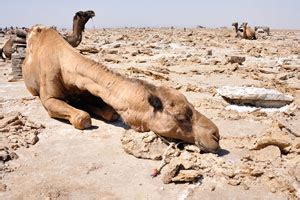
[1,0,299,29]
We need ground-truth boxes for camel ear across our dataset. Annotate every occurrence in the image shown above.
[148,95,163,112]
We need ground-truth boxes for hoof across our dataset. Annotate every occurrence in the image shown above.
[71,112,91,129]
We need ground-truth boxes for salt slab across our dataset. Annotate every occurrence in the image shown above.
[217,86,294,108]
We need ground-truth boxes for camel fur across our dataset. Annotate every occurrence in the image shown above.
[63,10,95,47]
[242,22,256,40]
[23,25,220,153]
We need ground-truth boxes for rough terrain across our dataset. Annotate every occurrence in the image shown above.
[0,27,299,199]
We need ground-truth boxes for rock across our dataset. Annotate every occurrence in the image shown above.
[104,57,120,63]
[226,56,245,65]
[216,86,294,108]
[277,118,300,137]
[0,183,7,192]
[0,150,10,161]
[121,131,167,160]
[171,170,202,182]
[161,160,181,184]
[107,49,118,54]
[289,163,300,182]
[206,50,212,56]
[253,145,281,162]
[227,179,241,186]
[251,137,291,151]
[113,44,121,48]
[79,47,99,54]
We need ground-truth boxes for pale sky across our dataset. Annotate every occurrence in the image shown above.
[1,0,299,29]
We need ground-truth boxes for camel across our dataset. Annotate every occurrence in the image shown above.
[0,29,27,60]
[23,25,220,153]
[63,10,95,47]
[254,26,270,36]
[231,22,242,38]
[242,22,256,40]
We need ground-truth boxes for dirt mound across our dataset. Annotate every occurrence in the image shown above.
[121,121,300,199]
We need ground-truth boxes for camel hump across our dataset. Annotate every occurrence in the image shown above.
[27,25,56,41]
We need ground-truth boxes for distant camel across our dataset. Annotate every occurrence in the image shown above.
[231,22,242,38]
[63,10,95,47]
[242,22,256,40]
[254,26,270,36]
[0,29,27,60]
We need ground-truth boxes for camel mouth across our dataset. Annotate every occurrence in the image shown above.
[195,140,220,154]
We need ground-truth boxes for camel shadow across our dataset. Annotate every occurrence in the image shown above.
[111,118,130,130]
[55,118,99,130]
[54,115,129,131]
[217,148,230,157]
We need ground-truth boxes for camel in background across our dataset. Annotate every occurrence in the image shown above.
[63,10,95,47]
[242,22,257,40]
[0,29,27,60]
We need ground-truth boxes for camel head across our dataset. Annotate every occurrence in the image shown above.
[232,22,238,27]
[146,86,220,153]
[74,10,95,31]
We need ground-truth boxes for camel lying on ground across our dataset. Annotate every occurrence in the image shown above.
[242,22,256,40]
[23,25,220,153]
[231,22,242,38]
[63,10,95,47]
[0,29,27,60]
[254,26,270,36]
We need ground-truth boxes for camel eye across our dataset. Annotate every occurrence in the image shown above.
[186,108,193,118]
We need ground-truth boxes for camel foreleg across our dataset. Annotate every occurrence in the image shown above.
[42,97,92,129]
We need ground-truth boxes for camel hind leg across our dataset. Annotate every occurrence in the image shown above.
[84,104,119,122]
[70,93,119,122]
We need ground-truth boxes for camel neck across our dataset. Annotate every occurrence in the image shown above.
[72,18,84,38]
[234,26,238,33]
[74,58,150,112]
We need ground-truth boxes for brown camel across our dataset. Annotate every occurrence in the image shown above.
[63,10,95,47]
[23,25,220,153]
[0,29,27,60]
[242,22,256,40]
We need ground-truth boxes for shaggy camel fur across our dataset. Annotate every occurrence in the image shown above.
[0,30,27,60]
[23,26,220,153]
[242,22,256,40]
[63,10,95,47]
